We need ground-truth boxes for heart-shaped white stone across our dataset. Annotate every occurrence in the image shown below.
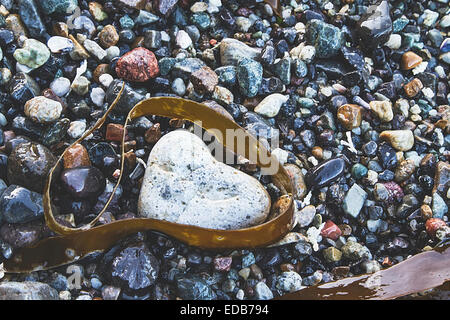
[138,130,271,230]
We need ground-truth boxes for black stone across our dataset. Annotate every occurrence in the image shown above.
[7,142,58,193]
[377,142,398,169]
[0,185,44,224]
[306,157,346,189]
[356,0,393,49]
[111,242,160,293]
[8,73,40,105]
[176,275,217,300]
[60,166,106,199]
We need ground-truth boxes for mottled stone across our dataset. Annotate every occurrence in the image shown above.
[13,39,50,69]
[38,0,77,14]
[138,130,271,230]
[237,58,263,98]
[254,94,289,118]
[425,218,447,237]
[394,159,415,182]
[190,66,218,93]
[305,19,343,58]
[284,164,308,200]
[0,282,58,300]
[98,25,119,48]
[337,104,362,130]
[320,221,342,240]
[116,47,159,82]
[24,96,62,124]
[356,0,392,49]
[403,78,423,98]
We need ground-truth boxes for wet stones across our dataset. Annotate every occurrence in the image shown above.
[305,19,343,58]
[190,66,218,94]
[111,242,160,293]
[394,159,416,182]
[343,184,367,218]
[7,142,58,193]
[98,25,119,48]
[403,78,423,98]
[24,96,62,124]
[370,100,393,122]
[13,39,50,70]
[425,218,447,238]
[8,72,40,105]
[105,80,145,115]
[0,185,44,224]
[237,58,263,98]
[138,130,271,230]
[176,275,216,300]
[219,38,261,66]
[356,0,392,49]
[380,130,415,151]
[284,164,308,200]
[60,166,106,199]
[401,51,423,70]
[63,143,91,169]
[18,0,47,39]
[0,282,58,300]
[306,158,346,189]
[337,104,363,130]
[254,94,289,118]
[115,47,159,82]
[38,0,77,14]
[377,142,397,169]
[433,162,449,195]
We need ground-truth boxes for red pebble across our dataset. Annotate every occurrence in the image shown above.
[320,220,342,241]
[213,257,233,272]
[106,123,127,142]
[425,218,447,237]
[115,47,159,82]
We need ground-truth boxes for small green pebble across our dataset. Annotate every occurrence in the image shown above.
[352,164,368,179]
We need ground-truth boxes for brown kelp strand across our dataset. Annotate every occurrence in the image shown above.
[277,239,450,300]
[4,91,295,273]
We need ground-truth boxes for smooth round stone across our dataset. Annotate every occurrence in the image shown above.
[306,157,346,189]
[352,164,368,179]
[171,77,186,96]
[105,46,121,61]
[343,184,367,218]
[254,94,289,118]
[219,38,261,66]
[71,76,90,96]
[13,39,50,69]
[99,74,114,88]
[394,159,415,182]
[63,143,91,169]
[138,130,271,230]
[60,166,106,199]
[255,282,273,300]
[50,77,71,97]
[98,25,119,48]
[67,120,86,139]
[284,164,308,200]
[24,96,62,124]
[341,241,371,261]
[0,185,44,224]
[90,87,105,106]
[380,130,415,151]
[88,142,116,168]
[47,36,74,54]
[7,142,59,193]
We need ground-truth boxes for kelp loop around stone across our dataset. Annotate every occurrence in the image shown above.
[4,81,296,273]
[3,82,449,300]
